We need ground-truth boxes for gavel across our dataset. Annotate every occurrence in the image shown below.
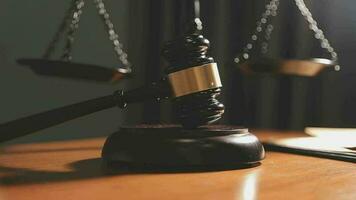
[0,23,224,143]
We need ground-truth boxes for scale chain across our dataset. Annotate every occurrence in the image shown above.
[43,1,78,59]
[43,0,132,73]
[61,0,85,61]
[234,0,340,71]
[93,0,132,73]
[294,0,340,71]
[234,0,280,64]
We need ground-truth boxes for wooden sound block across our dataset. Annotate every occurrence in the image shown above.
[102,125,265,170]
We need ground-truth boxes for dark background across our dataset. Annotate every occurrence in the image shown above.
[1,0,355,143]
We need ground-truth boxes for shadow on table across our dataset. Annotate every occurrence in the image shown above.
[0,128,260,186]
[0,157,259,186]
[0,158,105,185]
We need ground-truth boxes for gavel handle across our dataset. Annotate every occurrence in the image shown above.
[0,93,121,143]
[0,79,171,143]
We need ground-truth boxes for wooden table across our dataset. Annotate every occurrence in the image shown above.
[0,130,355,200]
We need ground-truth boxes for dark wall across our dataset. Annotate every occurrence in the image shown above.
[0,0,130,143]
[126,0,356,130]
[1,0,355,143]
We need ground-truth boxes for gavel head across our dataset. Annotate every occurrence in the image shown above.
[162,21,225,129]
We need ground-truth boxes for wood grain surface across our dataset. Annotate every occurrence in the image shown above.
[0,130,355,200]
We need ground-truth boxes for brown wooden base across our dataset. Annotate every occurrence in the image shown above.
[101,125,265,170]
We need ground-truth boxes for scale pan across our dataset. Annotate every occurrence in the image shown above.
[17,58,131,83]
[240,57,336,77]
